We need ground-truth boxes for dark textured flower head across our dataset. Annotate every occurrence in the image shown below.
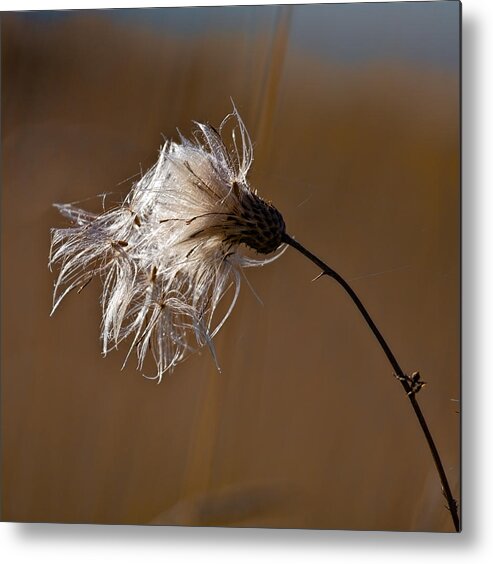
[227,186,286,254]
[49,106,286,381]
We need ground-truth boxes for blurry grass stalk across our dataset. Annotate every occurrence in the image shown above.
[254,5,292,162]
[282,233,460,533]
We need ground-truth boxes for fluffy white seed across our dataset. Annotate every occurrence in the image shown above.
[49,107,286,381]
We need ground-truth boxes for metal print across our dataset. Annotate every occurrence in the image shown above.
[1,2,461,531]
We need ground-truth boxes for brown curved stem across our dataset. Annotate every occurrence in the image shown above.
[282,233,460,532]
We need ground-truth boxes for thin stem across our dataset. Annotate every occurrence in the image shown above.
[282,233,460,532]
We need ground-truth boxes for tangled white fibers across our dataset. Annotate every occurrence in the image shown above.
[49,107,287,381]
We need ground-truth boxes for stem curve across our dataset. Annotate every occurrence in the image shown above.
[282,233,460,532]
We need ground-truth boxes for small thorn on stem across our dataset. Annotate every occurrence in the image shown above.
[311,271,325,282]
[394,371,426,396]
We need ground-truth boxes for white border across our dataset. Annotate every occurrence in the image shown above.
[3,0,492,562]
[0,0,461,11]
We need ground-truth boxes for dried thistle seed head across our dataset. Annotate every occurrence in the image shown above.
[227,187,286,254]
[49,106,286,381]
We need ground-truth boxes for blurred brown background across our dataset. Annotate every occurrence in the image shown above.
[1,3,460,531]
